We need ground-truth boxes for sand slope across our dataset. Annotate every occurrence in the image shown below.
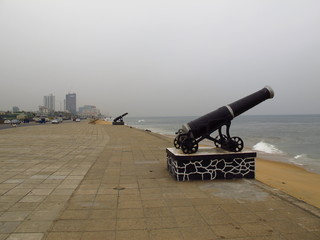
[256,158,320,208]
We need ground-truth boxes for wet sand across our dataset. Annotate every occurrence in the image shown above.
[256,158,320,208]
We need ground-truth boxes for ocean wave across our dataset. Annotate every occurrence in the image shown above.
[294,154,308,159]
[252,141,284,154]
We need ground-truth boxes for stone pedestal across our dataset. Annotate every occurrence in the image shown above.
[166,147,256,181]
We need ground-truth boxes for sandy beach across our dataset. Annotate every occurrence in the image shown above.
[256,158,320,208]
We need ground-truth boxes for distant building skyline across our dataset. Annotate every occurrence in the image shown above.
[66,93,77,114]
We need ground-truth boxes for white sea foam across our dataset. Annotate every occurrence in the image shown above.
[252,141,284,154]
[294,154,307,160]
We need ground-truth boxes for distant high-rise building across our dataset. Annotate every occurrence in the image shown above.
[12,106,20,112]
[43,94,55,111]
[66,93,77,114]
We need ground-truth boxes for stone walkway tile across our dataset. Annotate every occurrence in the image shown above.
[201,212,235,226]
[95,194,118,201]
[142,200,166,208]
[0,211,31,221]
[143,207,172,218]
[0,184,20,191]
[170,206,199,217]
[84,219,116,231]
[19,195,46,203]
[116,218,146,230]
[268,220,309,234]
[255,210,290,222]
[0,234,8,240]
[60,210,90,220]
[6,233,44,240]
[149,228,183,240]
[35,184,59,189]
[140,193,162,201]
[51,220,86,232]
[55,184,78,190]
[228,212,264,224]
[175,215,207,228]
[29,189,54,196]
[89,209,117,219]
[43,195,70,203]
[295,216,320,231]
[92,200,118,210]
[117,188,139,195]
[50,189,74,196]
[47,176,67,180]
[27,210,60,221]
[81,231,116,240]
[117,208,144,219]
[69,195,95,203]
[30,175,49,180]
[146,217,178,229]
[179,226,217,240]
[75,189,97,195]
[116,230,149,240]
[9,203,40,211]
[165,198,193,207]
[3,180,24,184]
[0,221,20,234]
[45,232,82,240]
[96,188,118,195]
[239,222,275,236]
[211,223,249,239]
[67,202,93,210]
[5,188,32,196]
[283,232,320,240]
[118,200,142,209]
[14,221,52,233]
[36,202,64,211]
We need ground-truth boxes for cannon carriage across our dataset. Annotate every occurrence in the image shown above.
[174,86,274,154]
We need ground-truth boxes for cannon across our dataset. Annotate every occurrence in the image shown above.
[112,112,128,125]
[174,86,274,154]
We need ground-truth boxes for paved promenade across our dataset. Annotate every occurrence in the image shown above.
[0,121,319,240]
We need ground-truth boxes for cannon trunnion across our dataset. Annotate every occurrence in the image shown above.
[174,86,274,154]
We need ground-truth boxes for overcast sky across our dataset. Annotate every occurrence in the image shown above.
[0,0,319,117]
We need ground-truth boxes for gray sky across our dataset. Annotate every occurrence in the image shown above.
[0,0,319,117]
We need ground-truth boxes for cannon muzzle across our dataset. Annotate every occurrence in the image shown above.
[174,86,274,154]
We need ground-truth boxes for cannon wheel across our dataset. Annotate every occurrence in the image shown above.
[214,135,228,148]
[181,138,198,154]
[174,137,180,149]
[231,136,244,152]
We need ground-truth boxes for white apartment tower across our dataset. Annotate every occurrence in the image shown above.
[43,94,55,111]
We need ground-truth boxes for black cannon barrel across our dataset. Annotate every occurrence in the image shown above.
[183,86,274,139]
[228,86,274,117]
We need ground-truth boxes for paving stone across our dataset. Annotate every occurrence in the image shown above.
[14,220,52,233]
[0,211,31,221]
[6,233,44,240]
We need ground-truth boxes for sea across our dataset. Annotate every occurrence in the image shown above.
[125,115,320,174]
